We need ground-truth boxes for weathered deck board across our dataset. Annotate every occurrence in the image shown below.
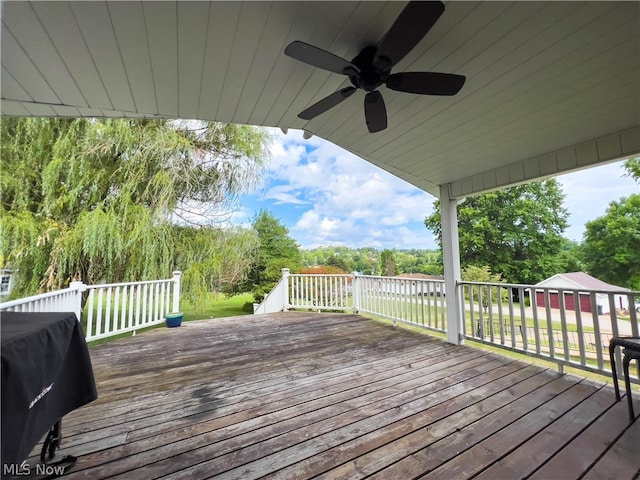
[529,396,640,479]
[28,312,638,479]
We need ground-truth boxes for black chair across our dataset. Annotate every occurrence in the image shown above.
[608,337,640,422]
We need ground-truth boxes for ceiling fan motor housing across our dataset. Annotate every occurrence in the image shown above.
[347,46,390,92]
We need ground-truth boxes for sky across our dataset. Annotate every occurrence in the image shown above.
[234,128,638,250]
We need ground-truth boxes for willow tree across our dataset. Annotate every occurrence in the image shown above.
[0,118,270,301]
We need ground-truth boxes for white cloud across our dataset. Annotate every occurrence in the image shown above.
[262,184,310,205]
[243,129,637,250]
[258,129,436,249]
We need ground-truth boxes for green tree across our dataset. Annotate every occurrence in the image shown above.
[580,194,640,290]
[425,180,569,284]
[247,210,302,302]
[379,249,399,276]
[624,157,640,181]
[0,118,270,301]
[557,239,583,273]
[461,265,507,312]
[326,254,350,272]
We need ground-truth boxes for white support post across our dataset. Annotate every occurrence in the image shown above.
[281,268,290,311]
[69,280,87,323]
[351,271,360,314]
[440,184,464,345]
[172,271,182,313]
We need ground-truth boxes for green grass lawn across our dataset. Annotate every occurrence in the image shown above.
[181,293,254,321]
[86,292,255,346]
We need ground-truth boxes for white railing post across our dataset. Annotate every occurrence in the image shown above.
[69,280,87,322]
[172,271,182,313]
[440,184,463,345]
[282,268,290,311]
[352,271,360,313]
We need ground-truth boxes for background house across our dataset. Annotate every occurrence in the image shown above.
[535,272,630,314]
[0,269,15,301]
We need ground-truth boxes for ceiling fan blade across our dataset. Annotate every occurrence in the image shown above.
[298,87,357,120]
[374,1,445,70]
[364,91,387,133]
[386,72,466,95]
[285,41,359,75]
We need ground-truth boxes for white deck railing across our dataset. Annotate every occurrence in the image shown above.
[0,282,86,322]
[0,272,182,342]
[259,270,448,333]
[460,281,639,383]
[288,272,353,311]
[84,274,181,342]
[258,269,640,384]
[355,275,447,334]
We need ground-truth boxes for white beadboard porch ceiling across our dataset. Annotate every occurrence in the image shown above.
[1,1,639,198]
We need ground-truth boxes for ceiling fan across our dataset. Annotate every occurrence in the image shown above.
[284,1,465,133]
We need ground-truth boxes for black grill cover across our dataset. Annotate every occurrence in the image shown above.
[1,312,97,467]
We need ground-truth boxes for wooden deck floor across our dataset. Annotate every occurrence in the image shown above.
[35,313,639,479]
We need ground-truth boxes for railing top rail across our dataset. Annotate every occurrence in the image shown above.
[0,287,76,309]
[358,274,445,283]
[289,274,352,278]
[459,280,639,296]
[86,278,175,289]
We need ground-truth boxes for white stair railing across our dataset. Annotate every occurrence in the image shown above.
[253,269,289,314]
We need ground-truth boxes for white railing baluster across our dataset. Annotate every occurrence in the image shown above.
[86,289,95,338]
[497,285,505,345]
[427,282,433,328]
[129,285,135,330]
[96,290,104,337]
[133,284,141,328]
[159,282,164,317]
[120,285,127,332]
[488,285,494,340]
[507,289,516,348]
[517,287,527,351]
[105,287,112,335]
[530,287,541,355]
[543,289,555,359]
[143,284,150,324]
[557,289,570,362]
[153,282,159,323]
[573,291,586,366]
[114,286,121,332]
[590,291,604,370]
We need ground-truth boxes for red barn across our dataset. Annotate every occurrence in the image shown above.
[535,272,631,314]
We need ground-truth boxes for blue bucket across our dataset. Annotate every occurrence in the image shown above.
[165,312,183,328]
